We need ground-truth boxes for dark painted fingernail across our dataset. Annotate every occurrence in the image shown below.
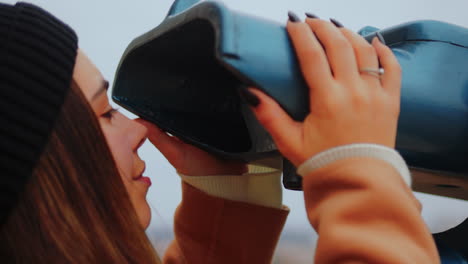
[288,11,300,22]
[376,31,386,45]
[305,12,319,19]
[239,89,260,107]
[330,18,344,28]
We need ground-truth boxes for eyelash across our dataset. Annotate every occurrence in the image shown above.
[101,107,119,120]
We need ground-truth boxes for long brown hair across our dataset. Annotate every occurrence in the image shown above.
[0,81,160,263]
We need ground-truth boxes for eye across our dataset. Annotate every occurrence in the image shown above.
[101,107,119,120]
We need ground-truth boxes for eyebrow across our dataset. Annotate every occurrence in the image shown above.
[91,80,109,102]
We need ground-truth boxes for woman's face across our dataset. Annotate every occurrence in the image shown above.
[72,49,152,229]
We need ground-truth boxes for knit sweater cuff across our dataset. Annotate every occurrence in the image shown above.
[178,166,283,209]
[297,144,412,187]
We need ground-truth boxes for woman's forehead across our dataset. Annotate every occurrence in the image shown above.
[72,49,106,102]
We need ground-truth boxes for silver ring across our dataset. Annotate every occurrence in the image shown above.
[359,67,384,78]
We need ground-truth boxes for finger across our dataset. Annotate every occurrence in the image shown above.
[340,28,380,85]
[372,37,401,98]
[305,19,359,82]
[248,88,302,154]
[135,119,184,164]
[287,19,334,104]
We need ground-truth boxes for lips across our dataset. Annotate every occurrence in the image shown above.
[134,172,152,186]
[133,162,152,186]
[137,176,152,186]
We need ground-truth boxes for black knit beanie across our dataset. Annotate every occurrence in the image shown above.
[0,2,78,225]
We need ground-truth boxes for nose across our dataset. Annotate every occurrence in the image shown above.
[129,118,148,151]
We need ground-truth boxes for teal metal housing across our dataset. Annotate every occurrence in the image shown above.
[112,0,468,196]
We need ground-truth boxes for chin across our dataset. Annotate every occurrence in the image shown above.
[138,202,152,229]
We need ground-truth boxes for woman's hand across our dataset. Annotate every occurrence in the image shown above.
[137,119,247,176]
[249,15,402,167]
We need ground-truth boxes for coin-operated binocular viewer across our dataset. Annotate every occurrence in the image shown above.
[112,0,468,202]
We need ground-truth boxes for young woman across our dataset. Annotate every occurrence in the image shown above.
[0,2,439,263]
[0,3,159,262]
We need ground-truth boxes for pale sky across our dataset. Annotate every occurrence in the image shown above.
[3,0,468,259]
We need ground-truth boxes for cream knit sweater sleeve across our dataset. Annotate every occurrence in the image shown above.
[178,165,284,209]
